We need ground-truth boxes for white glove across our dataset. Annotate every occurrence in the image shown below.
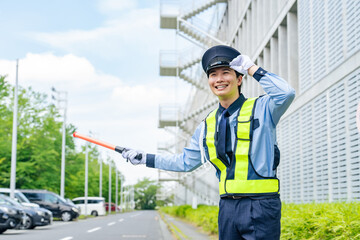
[122,149,146,165]
[229,55,255,75]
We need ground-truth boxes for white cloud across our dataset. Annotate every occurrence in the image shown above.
[0,52,121,90]
[27,8,168,60]
[112,84,166,107]
[98,0,137,13]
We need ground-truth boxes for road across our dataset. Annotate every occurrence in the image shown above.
[1,210,173,240]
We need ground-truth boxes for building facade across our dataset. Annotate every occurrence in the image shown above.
[159,0,360,204]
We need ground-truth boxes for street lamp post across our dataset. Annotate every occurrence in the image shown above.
[120,175,123,212]
[51,87,68,199]
[99,156,102,198]
[123,186,127,211]
[108,160,112,215]
[115,170,118,213]
[125,186,128,211]
[131,187,135,210]
[85,144,88,217]
[10,59,19,199]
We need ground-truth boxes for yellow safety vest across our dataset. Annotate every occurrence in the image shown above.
[205,97,279,196]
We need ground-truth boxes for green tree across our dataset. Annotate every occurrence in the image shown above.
[0,75,124,202]
[0,76,12,184]
[134,178,160,210]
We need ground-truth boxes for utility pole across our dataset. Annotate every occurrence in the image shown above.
[51,87,68,198]
[10,59,19,199]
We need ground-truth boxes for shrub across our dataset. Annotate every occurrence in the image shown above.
[281,202,360,240]
[160,205,219,234]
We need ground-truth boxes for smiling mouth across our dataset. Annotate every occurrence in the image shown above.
[215,85,228,89]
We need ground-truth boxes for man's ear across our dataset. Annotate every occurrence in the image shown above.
[237,75,243,86]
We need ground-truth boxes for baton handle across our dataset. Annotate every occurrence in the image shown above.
[72,132,143,160]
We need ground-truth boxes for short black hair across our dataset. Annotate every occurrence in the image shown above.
[237,72,243,93]
[235,71,243,78]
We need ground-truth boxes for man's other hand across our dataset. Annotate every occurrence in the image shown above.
[122,149,146,165]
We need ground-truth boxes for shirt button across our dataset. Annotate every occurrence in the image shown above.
[260,71,263,74]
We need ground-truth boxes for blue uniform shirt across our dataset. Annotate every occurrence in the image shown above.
[146,68,295,180]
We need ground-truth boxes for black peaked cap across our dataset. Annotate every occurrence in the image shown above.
[201,45,241,74]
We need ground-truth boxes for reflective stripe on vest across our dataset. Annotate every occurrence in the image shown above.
[205,97,279,196]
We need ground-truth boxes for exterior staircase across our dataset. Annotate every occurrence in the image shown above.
[159,0,227,128]
[181,0,227,20]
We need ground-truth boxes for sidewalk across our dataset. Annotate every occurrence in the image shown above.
[160,213,216,240]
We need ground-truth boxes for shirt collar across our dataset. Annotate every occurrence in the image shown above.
[218,94,246,116]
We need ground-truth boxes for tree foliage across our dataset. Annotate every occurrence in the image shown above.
[134,178,160,210]
[0,76,123,203]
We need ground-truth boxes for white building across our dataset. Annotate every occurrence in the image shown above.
[158,0,360,204]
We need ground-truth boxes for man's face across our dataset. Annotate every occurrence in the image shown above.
[208,66,242,100]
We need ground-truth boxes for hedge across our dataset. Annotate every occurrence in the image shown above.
[159,202,360,239]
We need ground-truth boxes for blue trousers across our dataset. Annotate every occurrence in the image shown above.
[218,197,281,240]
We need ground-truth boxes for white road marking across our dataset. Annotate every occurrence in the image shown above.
[130,213,142,218]
[59,237,73,240]
[122,235,146,238]
[108,221,116,226]
[118,218,124,222]
[55,221,73,227]
[87,227,101,233]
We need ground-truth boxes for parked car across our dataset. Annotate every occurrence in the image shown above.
[0,200,25,234]
[0,188,40,208]
[0,194,52,229]
[0,208,10,234]
[105,202,120,212]
[72,197,106,216]
[20,189,79,221]
[65,198,81,212]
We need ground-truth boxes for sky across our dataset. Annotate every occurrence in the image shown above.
[0,0,193,187]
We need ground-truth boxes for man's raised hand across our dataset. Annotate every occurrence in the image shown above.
[230,55,255,75]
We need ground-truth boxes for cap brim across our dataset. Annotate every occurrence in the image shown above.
[206,60,231,74]
[206,63,230,73]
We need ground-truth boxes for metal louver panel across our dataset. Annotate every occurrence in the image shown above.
[278,68,360,203]
[298,0,312,93]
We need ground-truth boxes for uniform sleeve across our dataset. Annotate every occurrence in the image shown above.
[145,122,204,172]
[253,67,296,125]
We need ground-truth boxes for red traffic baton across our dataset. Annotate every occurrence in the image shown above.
[72,132,142,160]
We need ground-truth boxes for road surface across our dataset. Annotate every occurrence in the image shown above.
[1,210,173,240]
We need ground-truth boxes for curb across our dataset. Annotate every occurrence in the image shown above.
[158,211,189,240]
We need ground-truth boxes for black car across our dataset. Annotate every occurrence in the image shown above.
[0,194,52,229]
[0,203,25,234]
[21,190,79,221]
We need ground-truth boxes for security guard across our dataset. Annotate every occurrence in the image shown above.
[122,45,295,240]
